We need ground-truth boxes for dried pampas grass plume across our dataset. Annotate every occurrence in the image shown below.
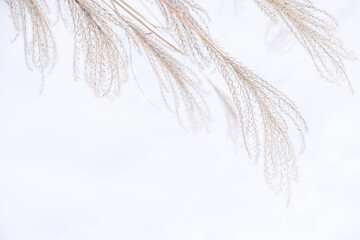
[57,0,129,97]
[6,0,56,79]
[253,0,355,91]
[3,0,353,203]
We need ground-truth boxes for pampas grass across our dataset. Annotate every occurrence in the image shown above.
[253,0,355,91]
[3,0,353,202]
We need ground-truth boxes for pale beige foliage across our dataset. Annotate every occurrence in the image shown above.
[6,0,56,78]
[3,0,352,202]
[57,0,128,97]
[253,0,355,91]
[154,0,307,200]
[115,14,211,131]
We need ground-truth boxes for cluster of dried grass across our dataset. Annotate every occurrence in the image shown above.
[4,0,353,202]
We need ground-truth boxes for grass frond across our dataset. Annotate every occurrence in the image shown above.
[6,0,355,202]
[254,0,355,92]
[57,0,128,97]
[152,0,308,199]
[113,12,211,131]
[6,0,56,77]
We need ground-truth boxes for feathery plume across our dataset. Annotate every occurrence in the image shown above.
[6,0,56,78]
[253,0,355,91]
[6,0,354,202]
[152,0,308,200]
[57,0,128,97]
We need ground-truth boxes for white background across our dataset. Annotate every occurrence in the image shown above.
[0,0,360,239]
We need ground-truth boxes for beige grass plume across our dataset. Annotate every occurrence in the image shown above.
[6,0,56,80]
[154,0,307,200]
[253,0,355,91]
[4,0,353,203]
